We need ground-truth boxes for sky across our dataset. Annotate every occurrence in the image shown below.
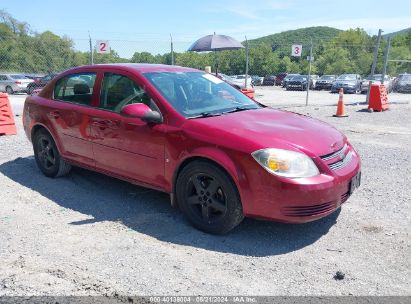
[1,0,410,58]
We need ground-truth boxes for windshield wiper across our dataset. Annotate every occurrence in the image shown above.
[222,105,257,114]
[188,112,223,119]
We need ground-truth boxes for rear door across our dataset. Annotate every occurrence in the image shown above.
[89,71,166,188]
[49,72,98,166]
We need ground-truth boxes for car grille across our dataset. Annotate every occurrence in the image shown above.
[282,201,335,217]
[320,144,353,171]
[321,144,348,161]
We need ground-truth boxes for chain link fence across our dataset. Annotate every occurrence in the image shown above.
[0,28,410,94]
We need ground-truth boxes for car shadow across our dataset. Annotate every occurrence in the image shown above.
[0,156,340,257]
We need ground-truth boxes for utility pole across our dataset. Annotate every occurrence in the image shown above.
[170,34,174,65]
[88,32,94,65]
[381,37,391,85]
[305,37,313,106]
[245,35,249,88]
[366,29,383,104]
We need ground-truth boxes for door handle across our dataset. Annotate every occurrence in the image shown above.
[92,121,107,128]
[92,120,120,129]
[49,111,60,118]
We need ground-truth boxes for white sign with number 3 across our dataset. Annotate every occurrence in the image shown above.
[96,40,110,54]
[291,44,302,57]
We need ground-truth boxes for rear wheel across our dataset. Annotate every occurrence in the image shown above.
[33,129,71,177]
[176,161,244,234]
[5,86,13,95]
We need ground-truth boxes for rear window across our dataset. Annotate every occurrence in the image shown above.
[54,73,97,105]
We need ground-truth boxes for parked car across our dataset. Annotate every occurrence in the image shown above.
[393,74,411,93]
[0,73,32,94]
[331,74,362,94]
[25,74,43,81]
[282,74,300,87]
[230,75,253,89]
[275,72,287,86]
[262,75,276,86]
[309,75,319,89]
[360,74,392,93]
[27,74,57,95]
[251,75,263,86]
[286,75,309,91]
[216,73,255,99]
[23,64,361,234]
[315,75,336,90]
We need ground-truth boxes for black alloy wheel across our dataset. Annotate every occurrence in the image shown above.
[176,161,244,234]
[33,130,71,177]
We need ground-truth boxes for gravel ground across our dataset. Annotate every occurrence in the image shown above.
[0,89,410,296]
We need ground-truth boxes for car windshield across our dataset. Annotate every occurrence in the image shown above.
[144,72,260,118]
[292,76,307,81]
[285,74,299,80]
[399,75,411,81]
[365,75,386,81]
[337,74,356,80]
[320,75,334,80]
[11,75,28,79]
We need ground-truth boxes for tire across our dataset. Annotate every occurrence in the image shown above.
[176,160,244,234]
[27,85,34,95]
[5,86,13,95]
[33,129,71,178]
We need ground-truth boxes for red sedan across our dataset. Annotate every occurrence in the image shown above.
[23,64,361,234]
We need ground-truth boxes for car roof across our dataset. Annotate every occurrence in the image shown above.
[64,63,199,74]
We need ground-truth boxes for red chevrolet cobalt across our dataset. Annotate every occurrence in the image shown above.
[23,64,361,234]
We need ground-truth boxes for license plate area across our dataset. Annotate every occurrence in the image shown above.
[349,171,361,194]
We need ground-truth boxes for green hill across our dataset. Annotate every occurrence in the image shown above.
[383,27,411,39]
[247,26,342,49]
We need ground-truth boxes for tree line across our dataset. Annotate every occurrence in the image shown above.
[1,10,410,77]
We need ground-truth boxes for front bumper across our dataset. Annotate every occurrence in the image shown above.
[332,85,357,93]
[316,83,332,90]
[239,146,361,223]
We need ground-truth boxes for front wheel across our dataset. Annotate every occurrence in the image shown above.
[33,129,72,177]
[176,161,244,234]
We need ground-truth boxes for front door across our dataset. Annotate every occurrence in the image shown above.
[90,72,165,188]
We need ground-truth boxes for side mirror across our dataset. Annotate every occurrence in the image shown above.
[120,103,163,123]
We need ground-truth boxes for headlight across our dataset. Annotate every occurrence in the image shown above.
[252,148,320,178]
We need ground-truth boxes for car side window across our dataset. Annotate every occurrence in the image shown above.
[0,75,7,80]
[99,73,152,112]
[54,73,97,105]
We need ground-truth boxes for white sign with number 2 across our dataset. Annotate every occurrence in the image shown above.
[291,44,302,57]
[96,40,110,54]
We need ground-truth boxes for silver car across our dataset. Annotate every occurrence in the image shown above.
[360,74,392,93]
[0,74,32,94]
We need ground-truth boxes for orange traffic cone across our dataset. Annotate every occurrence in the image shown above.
[0,93,17,135]
[333,88,348,117]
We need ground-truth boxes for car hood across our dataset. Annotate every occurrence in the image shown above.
[183,108,345,157]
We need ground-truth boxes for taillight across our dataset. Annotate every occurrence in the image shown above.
[15,81,22,84]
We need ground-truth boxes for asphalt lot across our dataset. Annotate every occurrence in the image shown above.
[0,88,410,296]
